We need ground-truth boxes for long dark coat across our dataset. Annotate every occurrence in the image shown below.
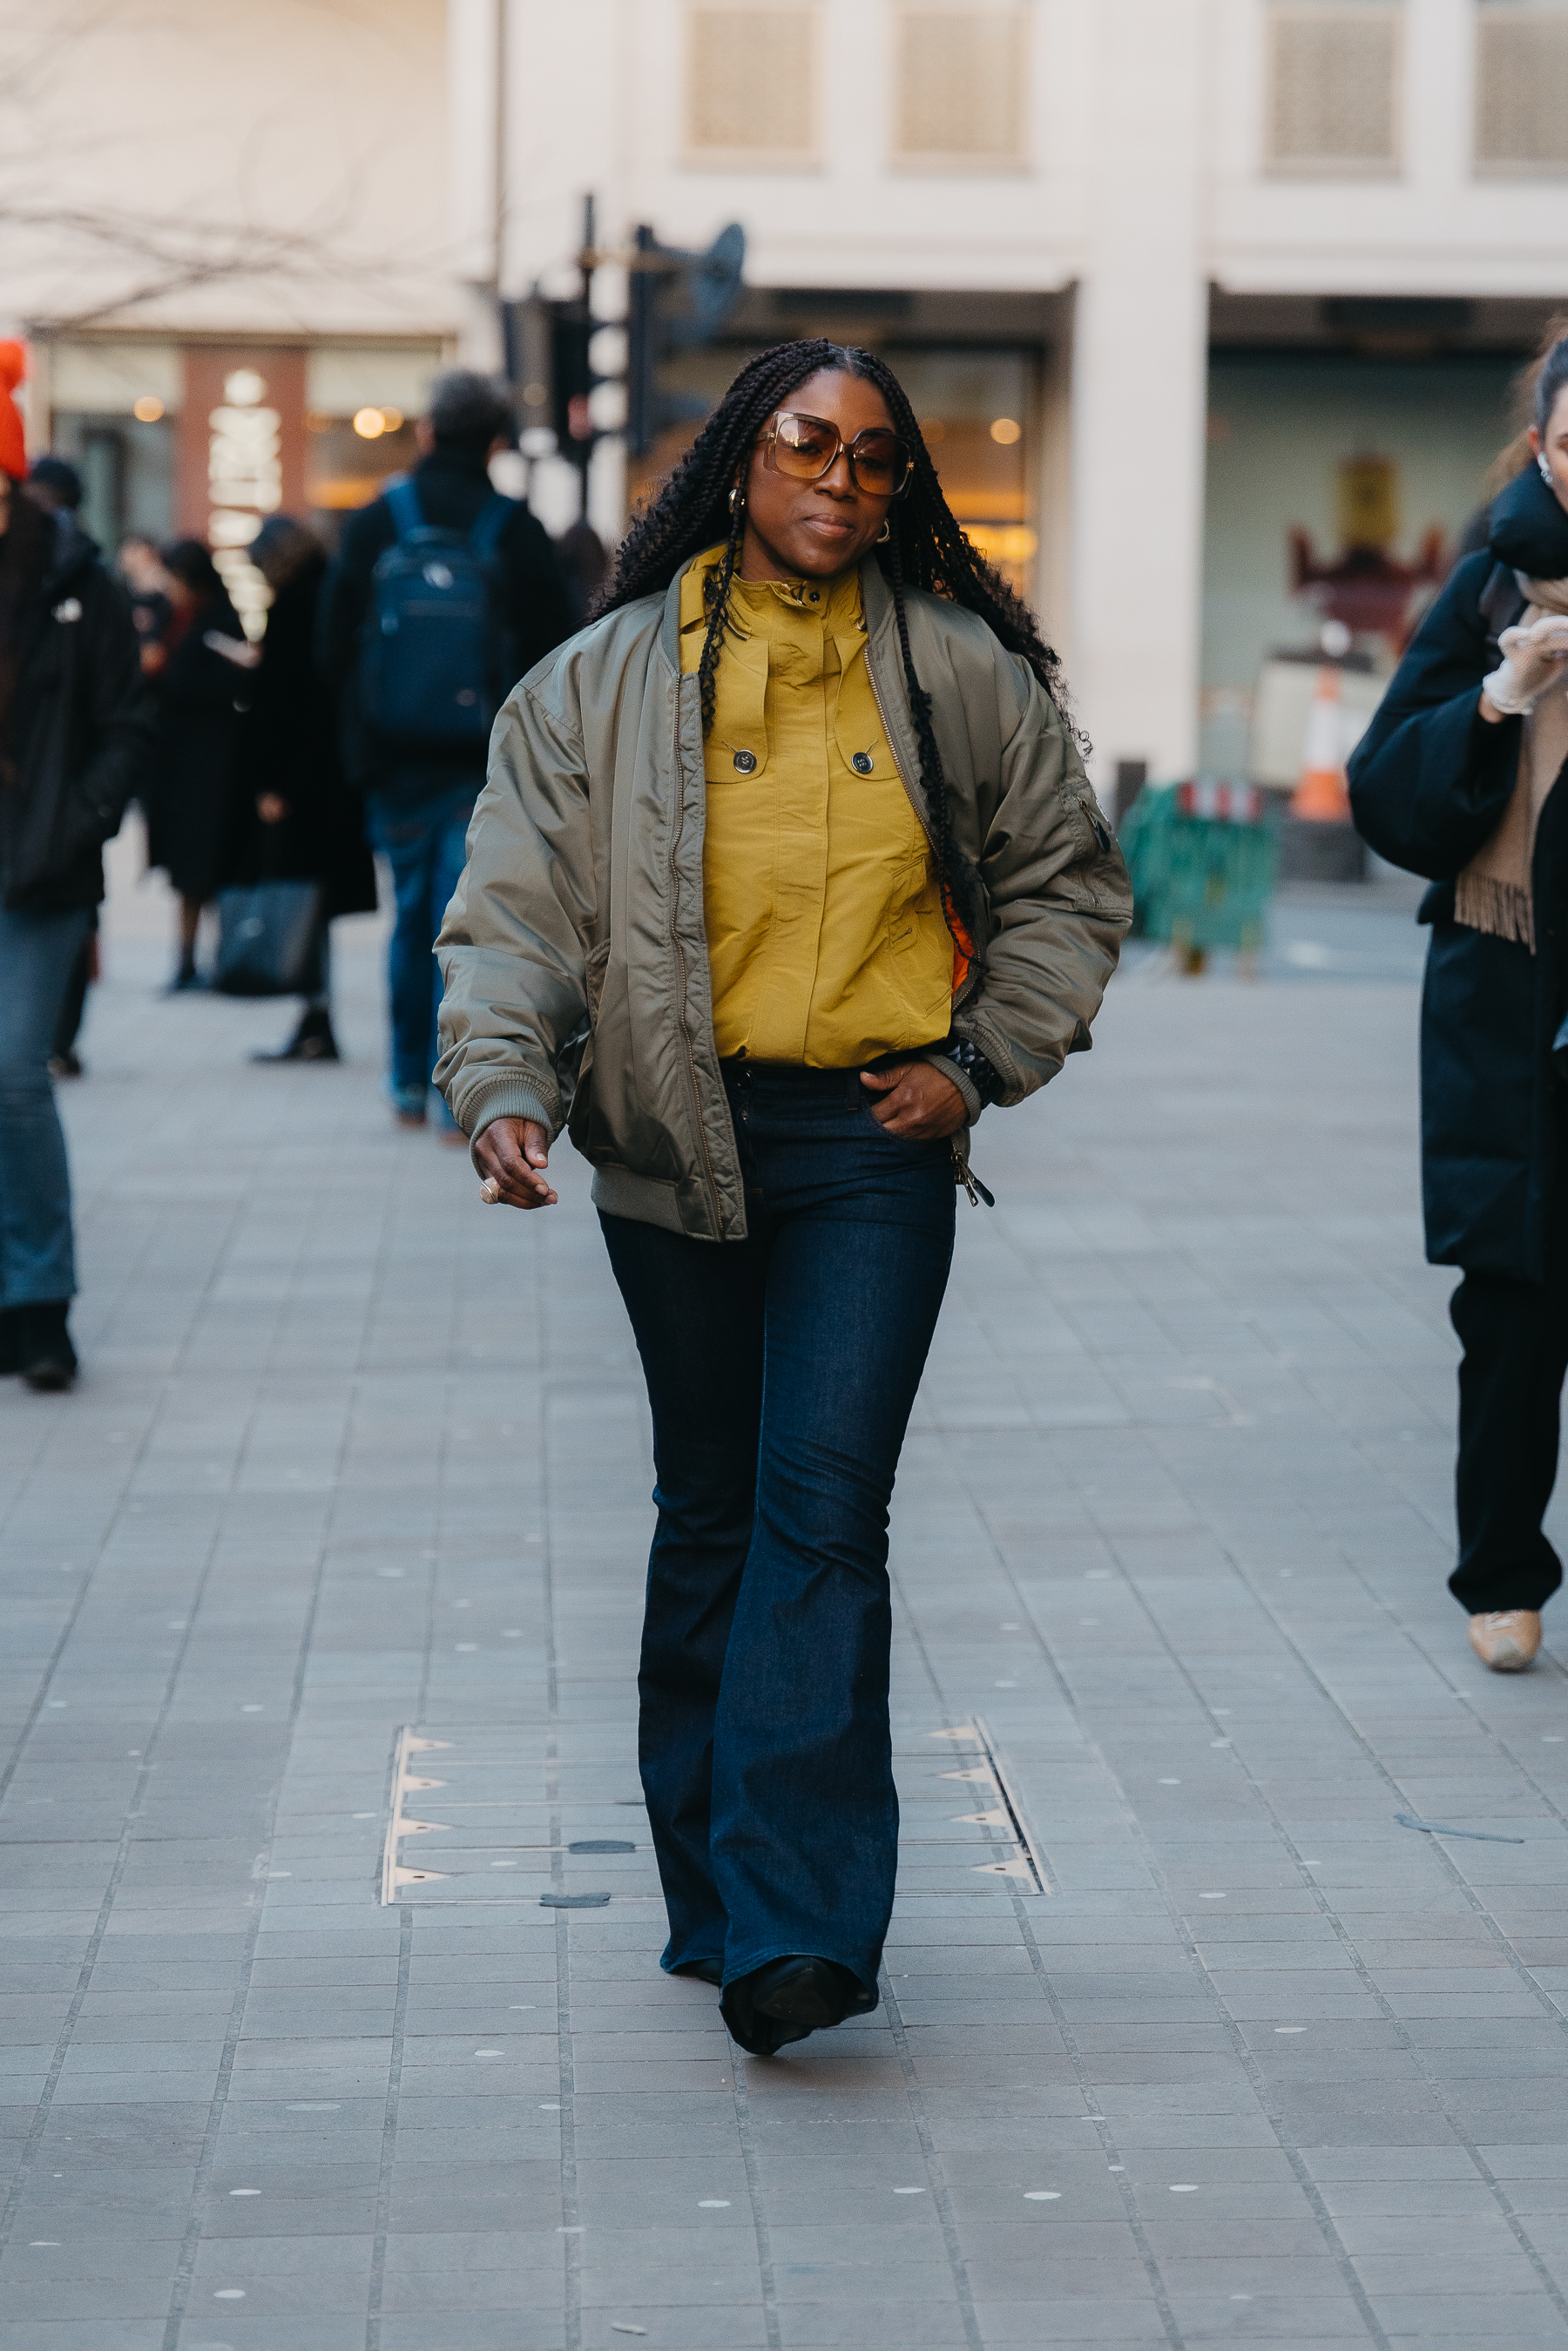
[221,554,375,918]
[0,519,151,914]
[145,589,248,902]
[1348,462,1568,1284]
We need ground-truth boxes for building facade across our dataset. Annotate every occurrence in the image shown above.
[459,0,1568,782]
[1,0,460,632]
[6,2,1568,774]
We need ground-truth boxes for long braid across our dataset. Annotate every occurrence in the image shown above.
[695,483,746,733]
[594,336,1077,972]
[884,528,980,964]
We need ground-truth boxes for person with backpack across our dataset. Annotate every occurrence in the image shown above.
[316,371,575,1132]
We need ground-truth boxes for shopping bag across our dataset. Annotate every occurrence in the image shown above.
[213,879,325,996]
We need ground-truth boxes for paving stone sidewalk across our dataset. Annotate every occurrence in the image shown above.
[1,848,1565,2351]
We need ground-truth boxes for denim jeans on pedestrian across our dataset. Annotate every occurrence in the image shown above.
[366,782,478,1117]
[600,1060,956,1998]
[0,905,92,1307]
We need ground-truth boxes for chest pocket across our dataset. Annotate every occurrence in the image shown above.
[705,631,770,784]
[830,637,891,780]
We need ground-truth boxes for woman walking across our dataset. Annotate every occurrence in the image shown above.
[144,542,252,990]
[436,342,1130,2051]
[0,395,150,1388]
[1350,328,1568,1674]
[222,517,376,1062]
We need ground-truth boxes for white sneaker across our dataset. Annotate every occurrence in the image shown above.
[1468,1610,1543,1672]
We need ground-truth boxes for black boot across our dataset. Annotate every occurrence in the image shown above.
[0,1307,22,1375]
[16,1302,77,1392]
[251,1006,340,1064]
[720,1956,864,2057]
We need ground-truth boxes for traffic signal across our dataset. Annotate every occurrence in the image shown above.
[626,222,747,458]
[506,293,611,515]
[549,305,596,453]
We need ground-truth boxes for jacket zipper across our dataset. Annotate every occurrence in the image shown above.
[862,598,936,855]
[950,1138,995,1207]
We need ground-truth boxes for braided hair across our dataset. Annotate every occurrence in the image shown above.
[595,338,1075,965]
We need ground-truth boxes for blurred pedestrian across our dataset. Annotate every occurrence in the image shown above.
[317,369,574,1132]
[0,359,151,1388]
[117,535,174,666]
[220,517,375,1063]
[1351,328,1568,1676]
[24,455,84,521]
[436,341,1130,2052]
[47,927,96,1081]
[144,541,254,990]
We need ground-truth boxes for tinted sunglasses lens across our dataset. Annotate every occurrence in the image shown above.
[850,434,908,493]
[773,414,839,476]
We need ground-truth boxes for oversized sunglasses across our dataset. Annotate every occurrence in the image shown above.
[760,410,914,497]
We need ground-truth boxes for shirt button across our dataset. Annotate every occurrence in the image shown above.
[807,589,820,603]
[851,752,874,774]
[733,750,757,774]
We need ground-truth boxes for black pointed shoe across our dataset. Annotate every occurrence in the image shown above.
[670,1957,724,1987]
[720,1956,864,2057]
[17,1301,77,1393]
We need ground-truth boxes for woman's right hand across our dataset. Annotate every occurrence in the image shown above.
[1481,617,1568,719]
[473,1117,558,1209]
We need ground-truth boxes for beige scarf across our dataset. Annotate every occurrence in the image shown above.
[1455,572,1568,950]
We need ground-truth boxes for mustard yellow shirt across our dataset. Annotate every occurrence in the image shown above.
[680,548,954,1065]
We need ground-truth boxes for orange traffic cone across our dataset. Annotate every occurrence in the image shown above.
[1290,665,1352,823]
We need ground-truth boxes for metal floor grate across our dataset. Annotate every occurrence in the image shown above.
[381,1719,1051,1905]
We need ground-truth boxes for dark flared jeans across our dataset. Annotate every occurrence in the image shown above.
[600,1061,956,1997]
[1450,1250,1568,1615]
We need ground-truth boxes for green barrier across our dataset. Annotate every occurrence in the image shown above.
[1119,780,1279,956]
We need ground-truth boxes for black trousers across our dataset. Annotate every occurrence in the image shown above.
[51,917,95,1059]
[1450,1256,1568,1614]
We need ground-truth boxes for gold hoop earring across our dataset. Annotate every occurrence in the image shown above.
[876,520,891,544]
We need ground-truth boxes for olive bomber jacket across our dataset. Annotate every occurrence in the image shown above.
[434,552,1132,1244]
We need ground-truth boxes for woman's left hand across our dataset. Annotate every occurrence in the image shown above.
[860,1060,967,1139]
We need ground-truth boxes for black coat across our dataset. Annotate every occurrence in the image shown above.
[315,447,576,796]
[1348,463,1568,1283]
[0,519,152,915]
[221,554,376,919]
[145,589,249,902]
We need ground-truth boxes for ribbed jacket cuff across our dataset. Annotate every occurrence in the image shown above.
[463,1080,556,1153]
[918,1049,983,1125]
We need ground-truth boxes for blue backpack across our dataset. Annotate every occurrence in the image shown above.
[358,476,515,750]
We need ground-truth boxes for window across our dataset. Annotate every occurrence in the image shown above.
[893,6,1027,172]
[686,5,818,168]
[1264,3,1402,175]
[1476,3,1568,174]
